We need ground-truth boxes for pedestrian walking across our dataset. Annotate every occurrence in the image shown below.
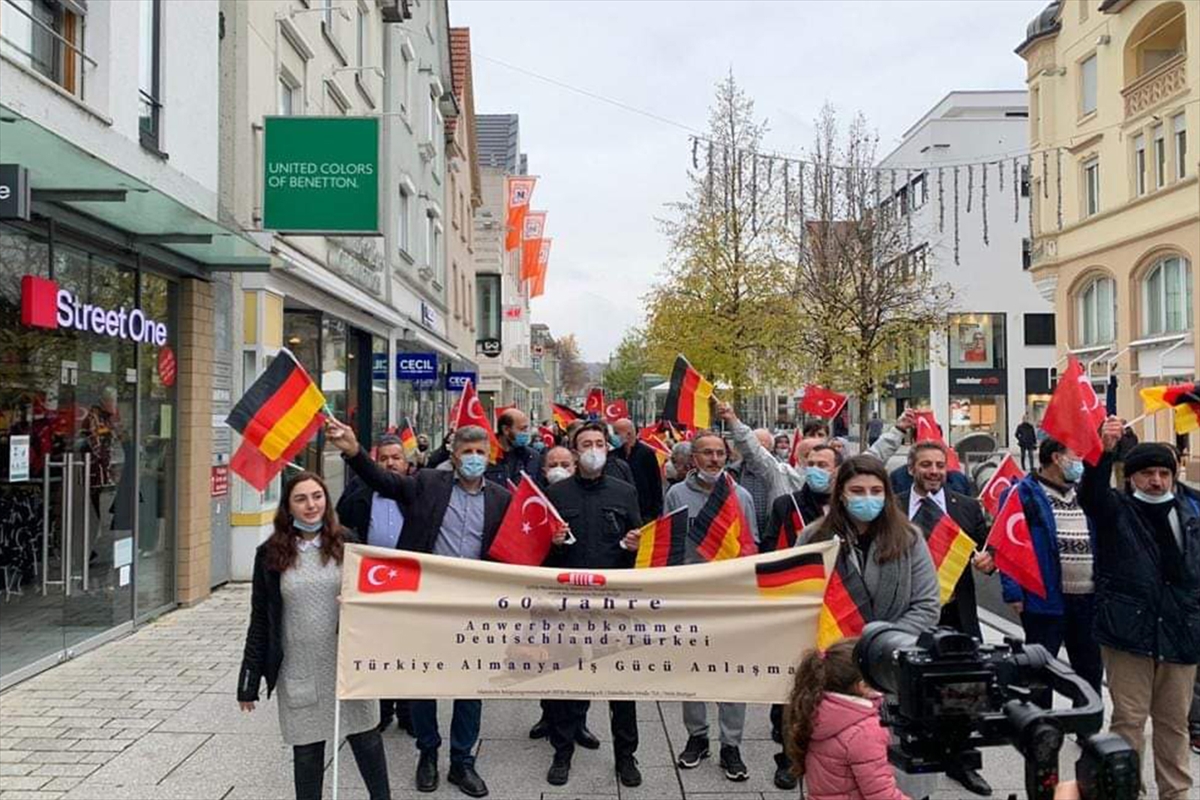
[867,413,884,447]
[237,471,391,800]
[1015,416,1037,472]
[612,417,664,521]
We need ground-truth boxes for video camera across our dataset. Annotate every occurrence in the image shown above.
[854,623,1139,800]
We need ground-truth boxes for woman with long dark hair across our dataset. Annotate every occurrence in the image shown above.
[237,471,390,800]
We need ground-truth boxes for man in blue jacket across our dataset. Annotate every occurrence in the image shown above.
[999,437,1102,702]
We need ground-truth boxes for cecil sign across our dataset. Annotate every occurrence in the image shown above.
[263,117,380,234]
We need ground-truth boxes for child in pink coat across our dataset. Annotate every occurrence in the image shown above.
[783,637,909,800]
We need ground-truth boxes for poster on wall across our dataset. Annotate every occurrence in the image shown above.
[950,318,994,369]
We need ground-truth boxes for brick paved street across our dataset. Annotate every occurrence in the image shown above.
[1,585,1193,799]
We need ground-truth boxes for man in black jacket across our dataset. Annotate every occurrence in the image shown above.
[485,408,542,486]
[540,422,644,790]
[326,419,509,799]
[612,418,663,522]
[1081,419,1200,800]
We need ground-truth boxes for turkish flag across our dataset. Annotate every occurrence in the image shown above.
[914,411,962,471]
[978,453,1026,517]
[604,398,629,423]
[800,385,847,419]
[453,379,503,462]
[488,474,566,566]
[537,426,556,448]
[494,405,516,426]
[1041,357,1104,465]
[985,490,1046,599]
[788,428,804,467]
[585,388,605,417]
[358,556,422,593]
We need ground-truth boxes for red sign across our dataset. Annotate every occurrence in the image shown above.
[157,346,177,387]
[210,465,229,497]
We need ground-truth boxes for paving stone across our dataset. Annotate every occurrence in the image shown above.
[63,783,231,800]
[11,751,85,765]
[84,732,208,785]
[164,733,291,789]
[12,738,79,752]
[0,762,35,776]
[0,776,52,790]
[0,791,67,800]
[0,717,60,728]
[28,763,99,778]
[39,777,85,791]
[67,739,133,752]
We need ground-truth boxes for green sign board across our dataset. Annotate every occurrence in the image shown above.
[263,116,380,234]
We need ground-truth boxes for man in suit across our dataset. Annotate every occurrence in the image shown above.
[897,439,996,796]
[326,419,509,799]
[612,417,664,522]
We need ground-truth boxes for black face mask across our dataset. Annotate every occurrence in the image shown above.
[417,444,429,452]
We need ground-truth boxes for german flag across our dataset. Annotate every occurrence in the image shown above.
[775,495,805,552]
[816,552,872,651]
[634,508,688,568]
[1140,382,1200,434]
[927,514,977,606]
[755,550,825,598]
[689,474,757,562]
[227,353,326,491]
[551,403,579,430]
[662,355,714,430]
[398,419,418,458]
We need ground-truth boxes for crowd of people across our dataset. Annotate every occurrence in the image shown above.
[235,403,1200,800]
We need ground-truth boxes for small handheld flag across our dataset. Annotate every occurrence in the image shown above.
[1140,382,1200,434]
[914,410,962,472]
[488,473,565,566]
[551,403,579,431]
[800,385,848,420]
[926,515,977,606]
[585,388,605,418]
[986,490,1046,599]
[978,454,1025,517]
[689,474,757,561]
[398,420,418,458]
[816,549,872,651]
[634,508,688,568]
[775,494,805,551]
[1041,357,1104,465]
[663,355,715,430]
[453,379,503,463]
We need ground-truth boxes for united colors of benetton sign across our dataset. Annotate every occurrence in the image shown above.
[21,276,168,345]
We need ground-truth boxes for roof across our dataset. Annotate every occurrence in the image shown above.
[477,114,521,171]
[446,28,469,139]
[1015,0,1061,55]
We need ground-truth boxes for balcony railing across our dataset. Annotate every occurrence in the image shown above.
[1122,53,1187,120]
[0,0,97,99]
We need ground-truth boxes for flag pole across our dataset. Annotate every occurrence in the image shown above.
[1123,412,1149,429]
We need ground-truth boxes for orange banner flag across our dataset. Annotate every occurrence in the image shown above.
[504,176,537,251]
[519,212,547,281]
[530,239,551,298]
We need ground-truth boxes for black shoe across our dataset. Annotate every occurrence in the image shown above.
[771,726,782,744]
[376,715,394,733]
[719,745,749,782]
[676,735,709,769]
[1191,732,1200,755]
[574,725,600,750]
[773,751,797,790]
[398,716,416,737]
[947,764,992,797]
[546,754,571,786]
[529,716,550,740]
[615,756,642,787]
[416,750,438,793]
[447,763,489,798]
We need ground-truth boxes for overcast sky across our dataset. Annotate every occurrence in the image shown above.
[452,0,1048,362]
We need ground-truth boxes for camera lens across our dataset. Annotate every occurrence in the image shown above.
[855,622,919,694]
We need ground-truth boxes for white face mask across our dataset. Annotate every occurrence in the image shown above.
[1133,489,1174,505]
[545,466,572,484]
[579,449,607,473]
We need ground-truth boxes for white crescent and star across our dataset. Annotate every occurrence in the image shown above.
[366,564,390,587]
[988,476,1012,500]
[467,397,484,420]
[606,404,621,419]
[816,398,836,414]
[1005,512,1030,548]
[521,496,550,534]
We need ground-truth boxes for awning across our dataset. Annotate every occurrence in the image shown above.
[0,104,270,272]
[507,367,548,390]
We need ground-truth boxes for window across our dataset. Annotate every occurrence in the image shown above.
[1133,134,1147,196]
[355,5,366,67]
[1143,256,1192,335]
[476,274,501,341]
[398,41,412,114]
[452,263,460,318]
[0,0,86,94]
[427,89,438,143]
[1020,163,1031,198]
[1083,158,1100,217]
[459,192,467,241]
[1154,125,1166,188]
[397,186,411,256]
[1023,313,1056,346]
[1030,86,1040,142]
[326,84,348,115]
[278,73,299,116]
[1077,276,1116,345]
[1174,114,1187,179]
[138,0,163,151]
[1080,54,1097,116]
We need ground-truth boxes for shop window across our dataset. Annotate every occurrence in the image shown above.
[1079,54,1097,116]
[948,313,1006,369]
[1123,2,1186,85]
[1142,255,1192,336]
[1174,114,1188,179]
[1023,313,1056,346]
[1076,275,1116,345]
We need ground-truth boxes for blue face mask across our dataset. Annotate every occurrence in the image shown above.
[610,434,623,449]
[1060,458,1084,483]
[293,517,323,533]
[805,466,831,493]
[845,496,886,523]
[513,431,532,448]
[458,453,487,479]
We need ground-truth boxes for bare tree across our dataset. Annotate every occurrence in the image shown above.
[555,333,589,396]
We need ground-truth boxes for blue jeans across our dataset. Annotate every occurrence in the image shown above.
[410,699,481,767]
[1021,593,1103,704]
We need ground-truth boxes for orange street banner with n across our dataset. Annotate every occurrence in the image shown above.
[336,540,838,703]
[504,177,537,251]
[519,212,546,281]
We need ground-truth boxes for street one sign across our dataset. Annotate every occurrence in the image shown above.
[262,116,380,234]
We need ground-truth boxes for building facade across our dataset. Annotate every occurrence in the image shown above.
[879,91,1057,452]
[0,0,271,687]
[1017,0,1198,446]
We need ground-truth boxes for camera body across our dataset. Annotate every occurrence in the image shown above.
[854,623,1137,800]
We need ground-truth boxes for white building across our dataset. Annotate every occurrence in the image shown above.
[879,90,1056,455]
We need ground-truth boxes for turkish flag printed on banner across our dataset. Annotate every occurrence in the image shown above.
[799,385,848,419]
[978,453,1026,517]
[985,490,1046,599]
[358,556,422,593]
[487,474,566,566]
[1041,357,1104,465]
[604,399,629,423]
[585,389,605,417]
[913,410,963,471]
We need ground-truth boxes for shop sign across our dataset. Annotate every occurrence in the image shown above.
[371,352,388,381]
[211,465,229,498]
[262,116,380,234]
[0,164,31,221]
[396,352,438,381]
[478,338,501,358]
[21,275,168,345]
[949,369,1007,395]
[446,371,477,391]
[420,302,439,330]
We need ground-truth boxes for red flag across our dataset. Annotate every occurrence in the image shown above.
[504,176,537,251]
[537,426,556,448]
[519,211,546,281]
[986,490,1046,599]
[978,454,1026,517]
[453,379,503,463]
[800,385,848,419]
[787,429,804,467]
[494,405,516,426]
[585,389,605,417]
[775,494,805,551]
[1041,357,1104,465]
[358,556,422,593]
[914,411,962,472]
[604,398,629,423]
[488,474,566,566]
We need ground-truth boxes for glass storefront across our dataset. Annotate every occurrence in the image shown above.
[948,314,1008,446]
[0,221,177,686]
